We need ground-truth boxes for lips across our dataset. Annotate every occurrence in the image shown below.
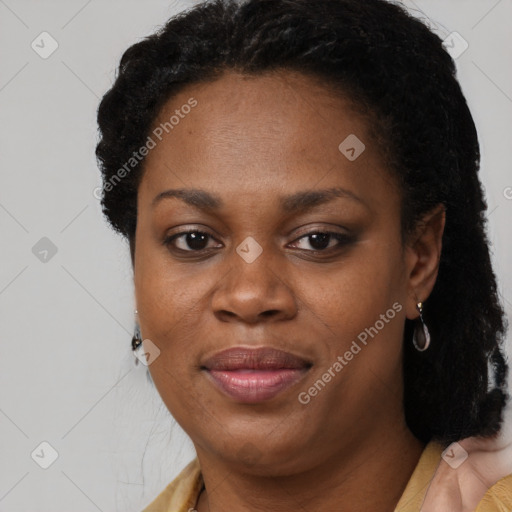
[202,346,311,371]
[202,347,312,403]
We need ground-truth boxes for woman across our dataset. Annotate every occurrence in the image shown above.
[95,0,512,510]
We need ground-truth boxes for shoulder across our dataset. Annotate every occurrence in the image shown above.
[475,474,512,511]
[396,440,512,511]
[142,458,203,512]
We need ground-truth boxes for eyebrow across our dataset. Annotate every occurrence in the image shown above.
[151,186,369,213]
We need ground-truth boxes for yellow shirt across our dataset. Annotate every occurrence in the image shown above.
[143,441,512,511]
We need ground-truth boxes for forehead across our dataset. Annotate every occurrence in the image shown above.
[138,69,398,212]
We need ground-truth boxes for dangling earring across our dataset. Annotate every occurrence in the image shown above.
[131,310,143,364]
[131,311,154,383]
[412,301,430,352]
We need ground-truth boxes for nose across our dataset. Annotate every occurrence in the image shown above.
[211,246,298,324]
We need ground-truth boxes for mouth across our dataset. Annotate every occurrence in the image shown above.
[201,346,312,403]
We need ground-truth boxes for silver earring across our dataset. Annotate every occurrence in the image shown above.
[412,301,430,352]
[131,310,154,384]
[131,309,143,361]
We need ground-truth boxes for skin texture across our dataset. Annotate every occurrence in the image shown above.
[134,70,446,512]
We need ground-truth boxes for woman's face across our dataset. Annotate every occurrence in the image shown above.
[134,70,426,474]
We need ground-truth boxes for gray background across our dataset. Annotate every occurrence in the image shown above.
[0,1,511,511]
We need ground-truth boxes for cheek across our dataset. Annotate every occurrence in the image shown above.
[135,267,211,358]
[134,224,205,323]
[134,252,211,424]
[306,244,406,401]
[312,242,404,334]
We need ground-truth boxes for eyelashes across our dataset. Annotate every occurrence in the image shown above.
[290,231,354,252]
[164,230,219,253]
[163,229,356,256]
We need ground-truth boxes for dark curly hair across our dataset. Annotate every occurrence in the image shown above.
[95,0,509,445]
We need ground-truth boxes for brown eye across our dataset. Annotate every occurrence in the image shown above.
[164,230,220,252]
[289,231,354,252]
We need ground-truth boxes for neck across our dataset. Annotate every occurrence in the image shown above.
[195,420,425,512]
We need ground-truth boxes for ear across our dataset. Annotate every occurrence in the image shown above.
[404,204,446,320]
